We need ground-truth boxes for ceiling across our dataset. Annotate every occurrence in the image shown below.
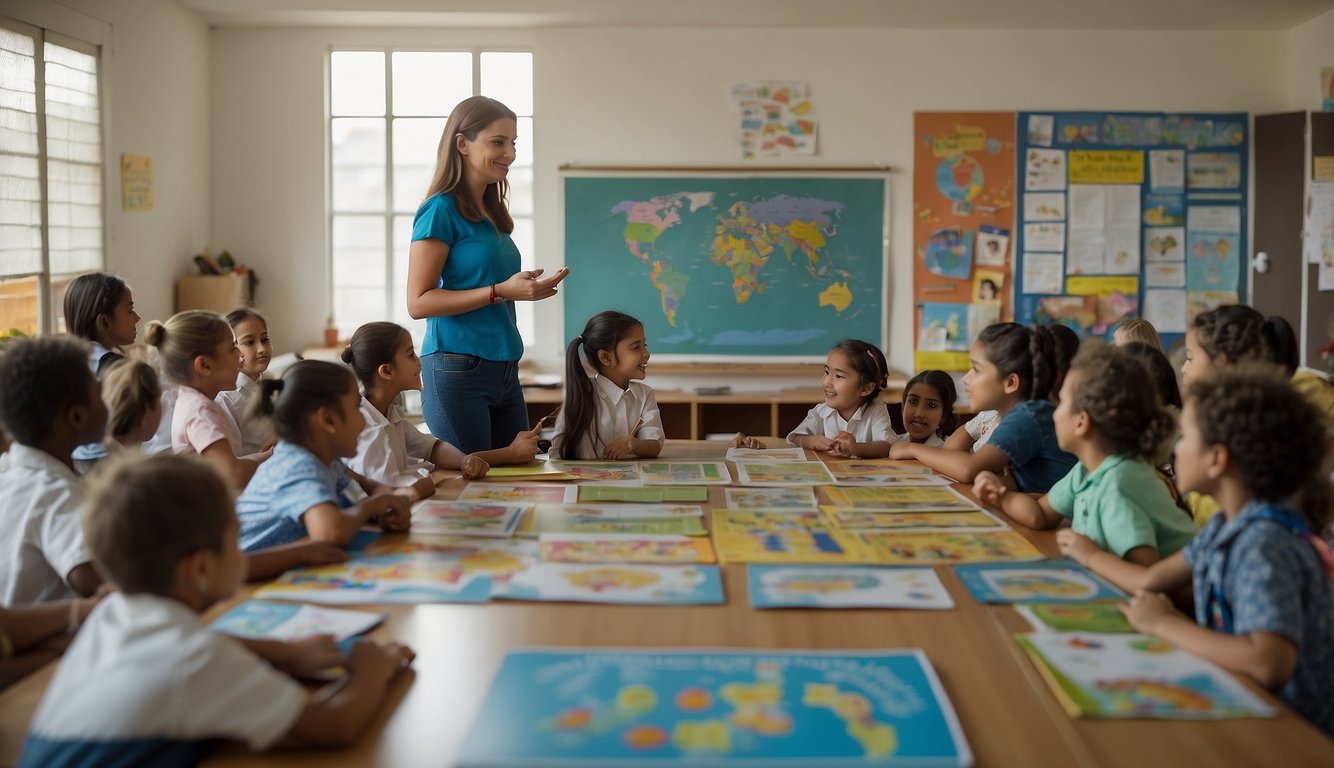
[180,0,1334,31]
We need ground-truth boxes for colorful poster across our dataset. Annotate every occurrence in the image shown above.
[1102,115,1162,146]
[735,461,836,487]
[857,531,1044,565]
[1016,601,1133,634]
[517,507,707,538]
[726,446,807,462]
[254,552,493,604]
[547,461,642,484]
[482,461,577,481]
[823,461,951,487]
[732,82,817,159]
[539,534,716,564]
[1018,633,1277,720]
[1185,232,1241,291]
[527,503,704,519]
[1023,192,1065,222]
[973,269,1005,303]
[1025,148,1067,191]
[1067,150,1145,184]
[410,500,527,537]
[916,302,972,353]
[923,227,974,278]
[578,485,709,503]
[362,536,539,583]
[1143,194,1184,226]
[711,509,867,565]
[974,225,1010,267]
[725,486,818,509]
[1029,290,1138,339]
[494,563,723,605]
[460,483,578,504]
[1186,152,1242,189]
[748,565,954,610]
[1324,67,1334,113]
[1144,227,1185,262]
[1163,116,1214,149]
[119,153,154,212]
[1186,290,1239,320]
[954,561,1123,604]
[457,649,974,767]
[823,508,1006,533]
[821,486,979,512]
[639,461,732,485]
[1148,149,1185,192]
[212,601,385,643]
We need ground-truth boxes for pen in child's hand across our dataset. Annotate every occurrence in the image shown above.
[630,417,644,438]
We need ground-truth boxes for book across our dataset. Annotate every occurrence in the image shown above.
[857,531,1044,565]
[409,500,527,537]
[638,460,732,485]
[493,563,724,605]
[212,600,385,642]
[823,507,1007,533]
[821,486,980,512]
[517,506,707,537]
[578,485,709,503]
[457,648,974,767]
[481,461,577,481]
[458,482,578,504]
[1016,601,1133,634]
[748,565,954,610]
[546,460,641,483]
[954,561,1124,604]
[725,446,808,461]
[725,486,818,509]
[539,533,717,564]
[1017,632,1277,720]
[735,460,837,487]
[711,509,868,565]
[362,536,540,587]
[823,461,952,487]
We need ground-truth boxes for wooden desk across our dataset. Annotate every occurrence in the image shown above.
[2,442,1329,767]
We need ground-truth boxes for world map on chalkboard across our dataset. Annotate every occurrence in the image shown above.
[564,177,886,357]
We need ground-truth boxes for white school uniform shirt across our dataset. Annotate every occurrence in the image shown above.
[898,432,946,448]
[550,376,665,460]
[785,401,896,447]
[0,443,87,605]
[964,410,1001,452]
[173,384,243,457]
[20,592,307,767]
[216,372,276,455]
[346,395,439,486]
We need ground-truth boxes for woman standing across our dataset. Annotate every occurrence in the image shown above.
[406,96,567,453]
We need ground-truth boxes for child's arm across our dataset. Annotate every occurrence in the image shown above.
[730,433,766,449]
[1121,592,1299,690]
[790,433,835,452]
[240,635,346,680]
[65,562,103,597]
[600,434,662,460]
[829,433,892,458]
[302,494,412,547]
[893,441,1008,483]
[467,426,541,468]
[1057,530,1173,593]
[286,640,415,747]
[942,423,976,452]
[199,440,260,489]
[972,470,1063,528]
[245,541,349,582]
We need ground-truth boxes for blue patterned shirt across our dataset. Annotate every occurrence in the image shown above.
[235,441,355,552]
[986,400,1077,493]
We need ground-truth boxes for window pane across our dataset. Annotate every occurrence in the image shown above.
[332,215,387,334]
[0,30,38,155]
[392,52,471,117]
[331,117,385,212]
[0,154,41,275]
[0,276,39,336]
[44,43,101,276]
[331,51,385,116]
[392,117,445,212]
[481,52,532,116]
[505,166,533,217]
[391,214,427,345]
[514,116,533,167]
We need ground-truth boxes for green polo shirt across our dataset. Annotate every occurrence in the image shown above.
[1047,454,1197,559]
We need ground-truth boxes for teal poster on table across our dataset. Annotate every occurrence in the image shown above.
[563,176,887,358]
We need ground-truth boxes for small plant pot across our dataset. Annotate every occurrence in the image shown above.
[324,327,340,347]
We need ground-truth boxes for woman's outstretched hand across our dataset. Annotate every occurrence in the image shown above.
[498,267,569,302]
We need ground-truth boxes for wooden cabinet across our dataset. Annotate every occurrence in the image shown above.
[176,274,250,314]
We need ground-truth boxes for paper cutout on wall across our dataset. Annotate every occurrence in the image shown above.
[924,227,974,278]
[975,225,1010,266]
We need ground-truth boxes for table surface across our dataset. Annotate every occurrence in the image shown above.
[1,441,1330,767]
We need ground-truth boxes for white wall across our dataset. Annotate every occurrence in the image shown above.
[211,24,1288,382]
[1286,9,1334,112]
[10,0,212,327]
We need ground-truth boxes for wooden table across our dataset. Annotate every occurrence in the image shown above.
[1,442,1330,767]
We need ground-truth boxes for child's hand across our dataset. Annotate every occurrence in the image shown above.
[298,541,349,566]
[972,471,1007,509]
[888,441,915,460]
[347,639,416,682]
[282,634,345,679]
[1055,529,1097,566]
[410,475,437,500]
[729,432,764,449]
[802,435,835,452]
[1119,590,1180,634]
[601,436,634,460]
[461,454,490,479]
[376,495,412,532]
[508,428,540,462]
[828,432,857,457]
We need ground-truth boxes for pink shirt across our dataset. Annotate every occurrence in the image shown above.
[173,384,242,457]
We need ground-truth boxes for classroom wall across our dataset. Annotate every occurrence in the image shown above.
[9,0,212,327]
[210,24,1288,381]
[1286,9,1334,113]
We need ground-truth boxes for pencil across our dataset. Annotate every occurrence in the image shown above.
[533,405,561,431]
[630,416,644,437]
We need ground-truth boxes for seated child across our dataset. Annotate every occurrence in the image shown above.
[64,272,140,468]
[236,360,411,551]
[0,596,103,692]
[974,343,1196,591]
[0,336,105,604]
[552,311,665,460]
[217,308,277,456]
[1113,317,1164,352]
[944,409,1001,453]
[732,339,896,457]
[341,322,538,492]
[98,358,163,455]
[19,453,415,765]
[898,370,957,447]
[1118,367,1333,736]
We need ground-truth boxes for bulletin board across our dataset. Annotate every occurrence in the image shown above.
[1013,111,1249,348]
[911,113,1016,371]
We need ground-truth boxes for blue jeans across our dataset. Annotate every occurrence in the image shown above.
[421,352,528,454]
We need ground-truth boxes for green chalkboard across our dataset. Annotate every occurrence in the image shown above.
[563,175,887,358]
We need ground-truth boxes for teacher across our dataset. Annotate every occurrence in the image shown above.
[406,95,568,454]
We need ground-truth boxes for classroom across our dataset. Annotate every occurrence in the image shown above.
[1,1,1332,766]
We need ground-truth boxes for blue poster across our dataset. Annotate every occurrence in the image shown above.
[924,227,974,279]
[954,561,1123,604]
[1186,231,1241,291]
[458,649,974,767]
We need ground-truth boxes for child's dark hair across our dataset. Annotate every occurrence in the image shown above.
[224,307,267,330]
[341,321,409,389]
[101,358,162,440]
[1046,324,1080,400]
[1188,366,1330,532]
[831,339,889,407]
[903,370,958,438]
[255,360,357,443]
[1121,341,1182,409]
[63,272,128,342]
[975,322,1056,402]
[0,335,93,445]
[83,453,233,595]
[563,311,643,459]
[1192,305,1298,375]
[1068,342,1176,461]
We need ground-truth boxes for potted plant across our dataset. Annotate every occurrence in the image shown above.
[324,314,339,347]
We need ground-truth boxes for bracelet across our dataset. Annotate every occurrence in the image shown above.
[489,283,502,304]
[67,600,81,634]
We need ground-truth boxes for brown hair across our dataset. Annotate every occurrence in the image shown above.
[1114,319,1163,352]
[1192,305,1298,375]
[225,307,267,330]
[423,95,517,232]
[101,359,162,440]
[255,360,358,444]
[63,272,129,343]
[341,321,410,389]
[143,310,231,386]
[1068,341,1176,461]
[83,453,234,594]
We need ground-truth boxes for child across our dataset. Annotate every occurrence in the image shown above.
[552,311,665,460]
[733,339,896,457]
[147,310,265,489]
[217,308,277,456]
[341,322,538,491]
[893,323,1076,490]
[0,336,105,603]
[974,343,1196,591]
[65,273,140,468]
[1047,323,1080,404]
[1121,341,1182,410]
[899,370,957,446]
[236,360,412,551]
[0,595,102,691]
[1117,367,1333,736]
[1113,318,1164,351]
[19,453,415,765]
[99,358,163,453]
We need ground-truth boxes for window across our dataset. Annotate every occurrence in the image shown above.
[328,50,534,346]
[0,19,103,336]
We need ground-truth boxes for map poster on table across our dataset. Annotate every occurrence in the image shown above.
[253,552,493,604]
[539,534,716,564]
[639,461,732,485]
[711,509,868,565]
[748,565,955,610]
[823,461,950,487]
[493,562,724,605]
[564,176,886,359]
[821,485,979,512]
[516,506,707,538]
[725,446,808,462]
[409,500,527,537]
[458,483,578,504]
[954,561,1123,604]
[1016,601,1133,634]
[823,507,1007,533]
[857,531,1044,565]
[735,461,836,487]
[457,648,974,767]
[578,485,709,503]
[725,486,819,509]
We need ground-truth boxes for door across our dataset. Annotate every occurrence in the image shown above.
[1252,113,1306,333]
[1308,112,1334,367]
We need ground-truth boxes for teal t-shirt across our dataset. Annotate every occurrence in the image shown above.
[1046,454,1197,558]
[411,193,523,360]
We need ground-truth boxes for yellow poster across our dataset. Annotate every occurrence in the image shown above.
[1067,150,1144,184]
[858,530,1044,565]
[120,153,153,211]
[930,125,988,158]
[1065,276,1140,297]
[1314,156,1334,182]
[711,510,869,565]
[914,350,969,371]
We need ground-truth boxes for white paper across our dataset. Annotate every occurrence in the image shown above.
[1145,262,1187,288]
[1188,206,1241,234]
[1023,252,1064,293]
[975,225,1010,266]
[1067,186,1105,230]
[1025,148,1066,191]
[1143,289,1188,332]
[1065,235,1104,276]
[1023,192,1066,222]
[1026,114,1054,146]
[1145,227,1186,262]
[1104,230,1141,275]
[1105,186,1141,230]
[1024,222,1065,252]
[1149,149,1185,191]
[1305,181,1334,266]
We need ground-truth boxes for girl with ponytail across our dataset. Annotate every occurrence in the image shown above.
[892,322,1077,491]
